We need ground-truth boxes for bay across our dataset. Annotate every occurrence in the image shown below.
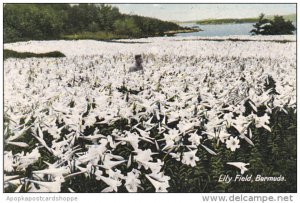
[176,22,296,37]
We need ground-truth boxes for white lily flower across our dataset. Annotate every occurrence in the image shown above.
[227,162,250,174]
[4,151,14,172]
[96,174,122,192]
[124,169,141,192]
[145,174,170,192]
[133,149,157,169]
[33,167,70,178]
[226,136,240,152]
[182,150,199,167]
[188,131,202,146]
[28,176,65,192]
[16,148,41,171]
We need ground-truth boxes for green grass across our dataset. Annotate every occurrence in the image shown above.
[62,30,201,41]
[4,49,65,60]
[62,31,130,41]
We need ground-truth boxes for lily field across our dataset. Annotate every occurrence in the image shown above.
[3,35,297,192]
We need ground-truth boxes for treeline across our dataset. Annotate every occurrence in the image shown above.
[197,17,258,25]
[4,4,183,42]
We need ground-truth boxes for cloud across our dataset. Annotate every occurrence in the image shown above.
[152,4,164,9]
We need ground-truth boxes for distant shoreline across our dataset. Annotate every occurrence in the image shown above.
[164,28,202,36]
[197,18,258,25]
[176,13,296,25]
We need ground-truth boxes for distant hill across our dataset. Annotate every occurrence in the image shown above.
[176,14,296,25]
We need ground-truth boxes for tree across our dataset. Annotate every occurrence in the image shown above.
[113,17,141,37]
[250,13,296,35]
[4,4,64,42]
[268,15,296,35]
[250,13,270,35]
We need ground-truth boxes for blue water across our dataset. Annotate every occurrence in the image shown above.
[176,22,296,37]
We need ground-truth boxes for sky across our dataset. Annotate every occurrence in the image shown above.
[111,4,296,22]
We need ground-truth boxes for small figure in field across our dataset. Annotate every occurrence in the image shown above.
[129,54,144,73]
